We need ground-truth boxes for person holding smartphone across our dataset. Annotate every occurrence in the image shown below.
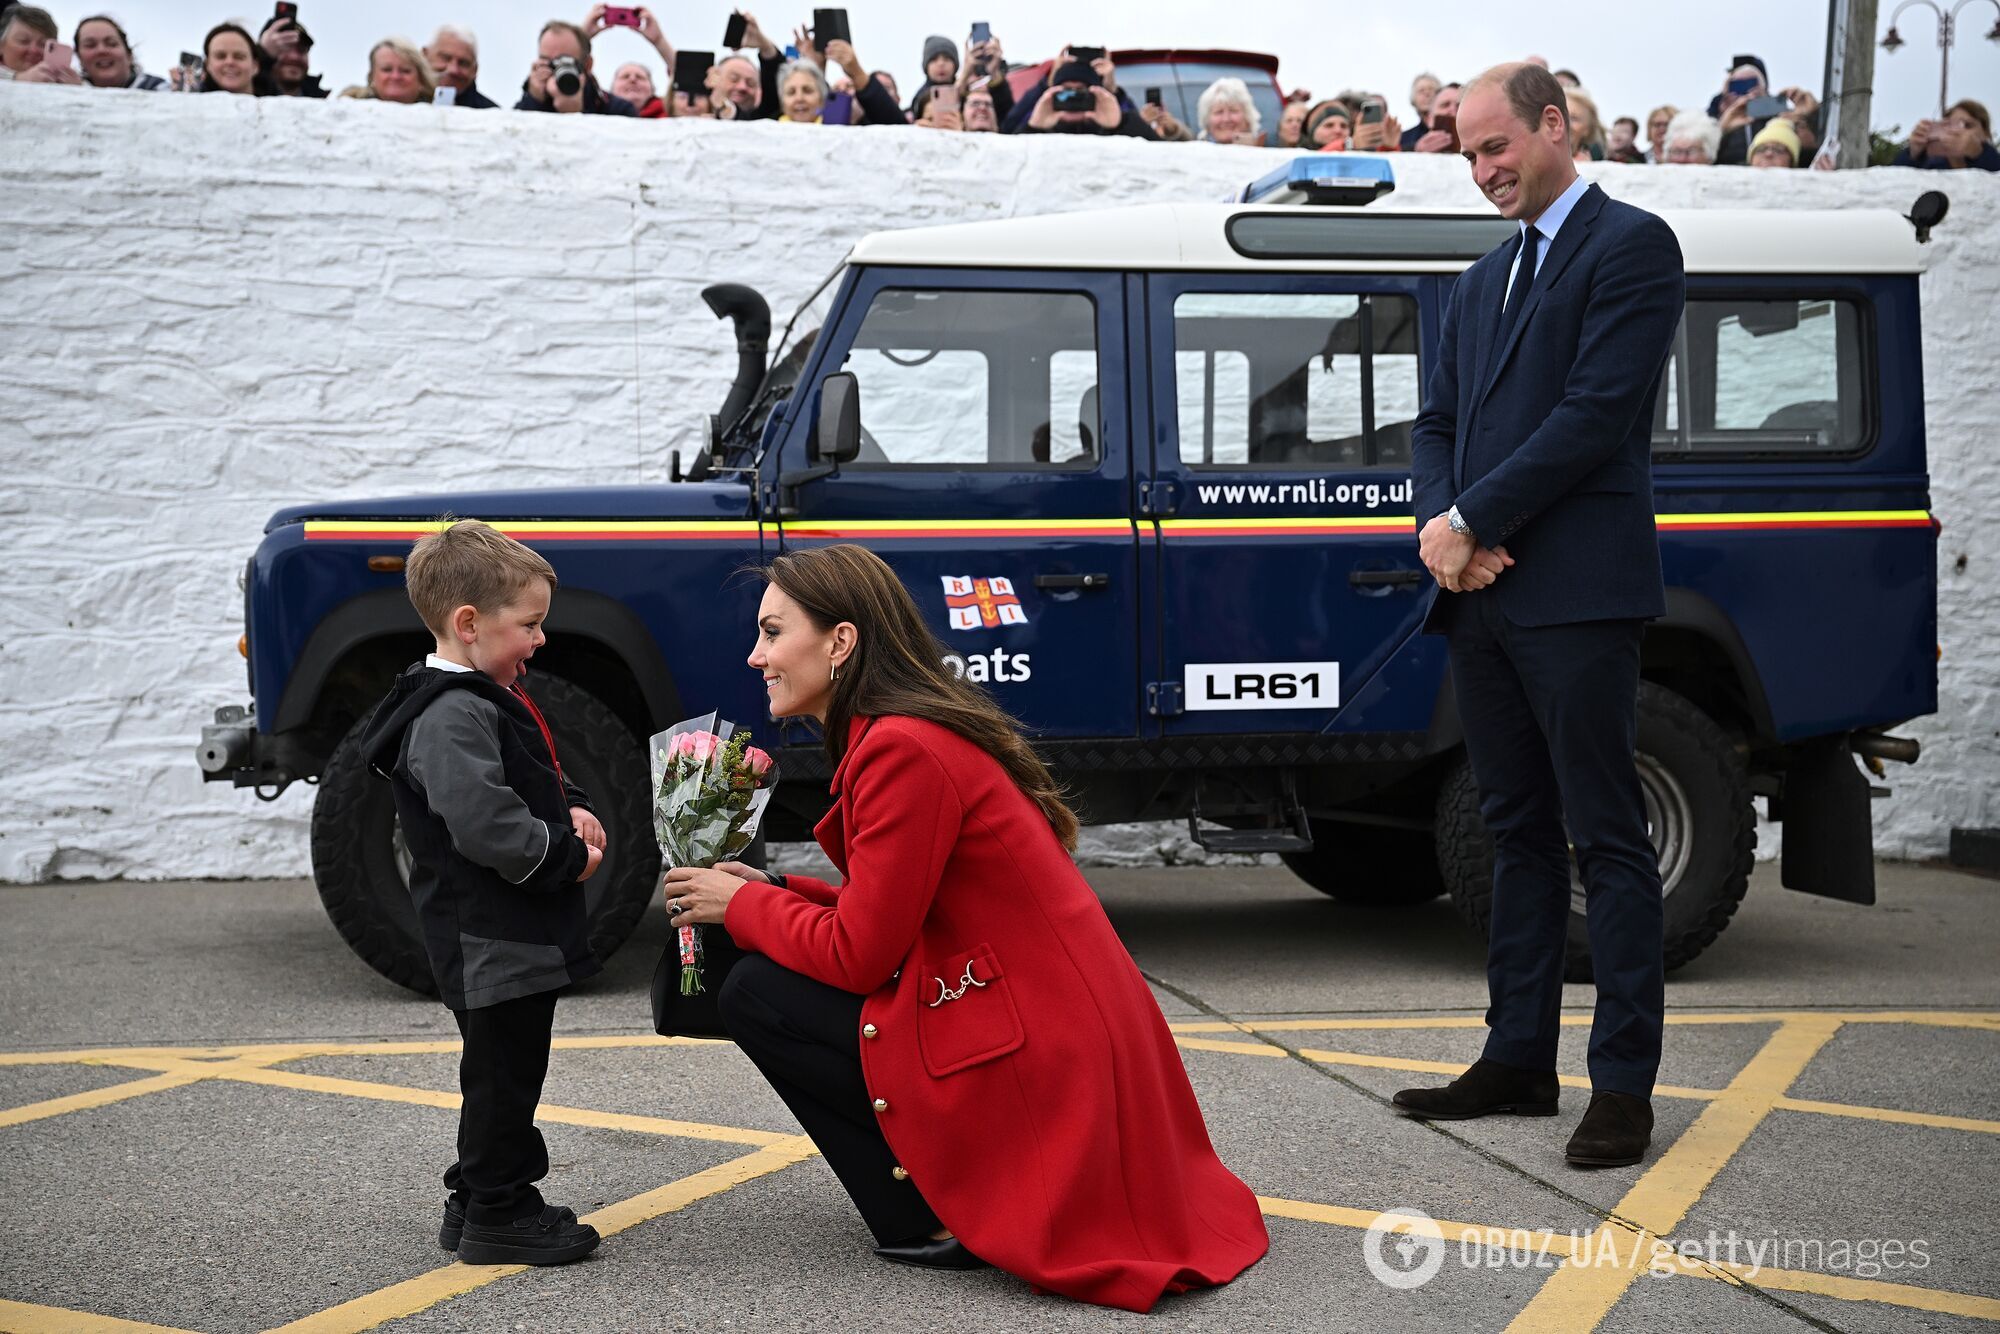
[1021,53,1152,138]
[424,25,497,108]
[1894,101,2000,171]
[258,11,326,97]
[2,5,79,84]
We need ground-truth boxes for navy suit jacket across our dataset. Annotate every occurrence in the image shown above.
[1411,183,1685,631]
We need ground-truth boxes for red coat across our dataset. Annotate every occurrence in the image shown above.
[725,715,1269,1312]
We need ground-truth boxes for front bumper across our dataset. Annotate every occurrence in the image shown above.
[196,705,317,799]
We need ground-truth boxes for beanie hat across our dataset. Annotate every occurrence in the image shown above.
[1749,117,1800,163]
[923,35,958,70]
[1051,59,1101,88]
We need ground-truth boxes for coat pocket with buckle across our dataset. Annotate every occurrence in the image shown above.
[915,942,1025,1077]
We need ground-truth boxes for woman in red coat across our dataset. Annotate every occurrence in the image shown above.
[662,545,1268,1312]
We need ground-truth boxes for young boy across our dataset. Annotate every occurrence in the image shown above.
[360,519,606,1266]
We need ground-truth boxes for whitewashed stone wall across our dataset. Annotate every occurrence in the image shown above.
[2,84,1995,883]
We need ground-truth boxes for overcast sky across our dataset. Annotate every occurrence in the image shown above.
[88,0,2000,137]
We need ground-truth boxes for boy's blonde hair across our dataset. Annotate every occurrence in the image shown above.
[405,519,557,636]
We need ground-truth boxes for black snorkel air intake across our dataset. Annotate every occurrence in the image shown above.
[704,283,772,437]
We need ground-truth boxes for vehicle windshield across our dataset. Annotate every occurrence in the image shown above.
[1114,61,1282,144]
[774,261,844,368]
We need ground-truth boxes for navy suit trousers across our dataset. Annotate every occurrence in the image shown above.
[1443,593,1665,1096]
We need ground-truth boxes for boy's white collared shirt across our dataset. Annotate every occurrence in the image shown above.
[426,654,473,673]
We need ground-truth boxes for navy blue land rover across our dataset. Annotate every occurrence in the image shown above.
[199,162,1942,991]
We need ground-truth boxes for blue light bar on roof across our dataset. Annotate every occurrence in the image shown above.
[1235,155,1397,207]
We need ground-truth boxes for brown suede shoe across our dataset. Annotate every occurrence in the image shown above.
[1565,1090,1653,1167]
[1392,1058,1560,1120]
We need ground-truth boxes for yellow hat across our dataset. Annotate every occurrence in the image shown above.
[1749,118,1801,164]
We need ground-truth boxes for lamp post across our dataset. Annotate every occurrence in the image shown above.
[1881,0,2000,118]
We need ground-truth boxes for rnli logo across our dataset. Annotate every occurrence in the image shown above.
[942,575,1028,631]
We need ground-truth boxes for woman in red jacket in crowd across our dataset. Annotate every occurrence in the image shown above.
[662,545,1268,1312]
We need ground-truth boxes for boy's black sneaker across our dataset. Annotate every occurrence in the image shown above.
[440,1197,466,1251]
[455,1204,600,1266]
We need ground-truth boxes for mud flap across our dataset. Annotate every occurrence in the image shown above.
[1777,737,1877,905]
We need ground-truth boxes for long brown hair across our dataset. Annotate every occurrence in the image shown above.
[759,545,1080,850]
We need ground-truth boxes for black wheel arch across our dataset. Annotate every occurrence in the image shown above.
[1425,587,1775,756]
[270,587,682,775]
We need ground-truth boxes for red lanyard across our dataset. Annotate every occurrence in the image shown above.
[511,683,566,787]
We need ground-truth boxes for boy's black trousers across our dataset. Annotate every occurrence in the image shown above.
[445,989,559,1225]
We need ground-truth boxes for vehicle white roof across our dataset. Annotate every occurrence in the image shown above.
[845,202,1927,275]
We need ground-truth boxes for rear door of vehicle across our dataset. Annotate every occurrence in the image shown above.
[1141,272,1436,736]
[770,266,1141,738]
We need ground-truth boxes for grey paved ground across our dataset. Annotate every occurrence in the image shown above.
[0,860,1994,1333]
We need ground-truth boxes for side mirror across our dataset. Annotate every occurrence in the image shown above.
[814,372,862,464]
[1908,190,1949,244]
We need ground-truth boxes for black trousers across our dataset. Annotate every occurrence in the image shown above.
[445,988,559,1225]
[1446,593,1665,1096]
[718,954,942,1246]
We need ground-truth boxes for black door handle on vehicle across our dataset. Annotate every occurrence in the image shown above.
[1035,572,1111,591]
[1348,569,1426,588]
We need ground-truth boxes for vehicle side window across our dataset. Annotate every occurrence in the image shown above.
[1652,298,1869,456]
[840,288,1099,469]
[1172,292,1419,470]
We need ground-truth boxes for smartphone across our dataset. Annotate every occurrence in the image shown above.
[1144,86,1162,107]
[1432,113,1457,152]
[1727,75,1760,98]
[673,49,714,94]
[274,1,297,19]
[45,41,73,71]
[433,85,456,105]
[1070,45,1105,64]
[1745,93,1791,120]
[1052,86,1094,112]
[811,8,850,46]
[930,84,958,113]
[605,6,641,27]
[722,12,747,46]
[1361,96,1386,125]
[969,21,991,44]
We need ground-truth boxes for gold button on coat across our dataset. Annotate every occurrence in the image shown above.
[891,1166,909,1181]
[873,1098,888,1112]
[862,1023,878,1038]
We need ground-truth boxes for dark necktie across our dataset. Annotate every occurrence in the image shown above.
[1496,225,1542,345]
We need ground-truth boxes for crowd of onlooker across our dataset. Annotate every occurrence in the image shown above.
[4,2,1996,171]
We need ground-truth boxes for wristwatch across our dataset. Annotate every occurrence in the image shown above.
[1446,505,1475,540]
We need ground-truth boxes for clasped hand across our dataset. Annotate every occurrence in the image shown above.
[1417,513,1513,594]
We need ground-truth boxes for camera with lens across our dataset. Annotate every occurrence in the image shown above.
[551,54,583,97]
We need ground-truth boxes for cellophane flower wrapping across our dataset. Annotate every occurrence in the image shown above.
[650,713,778,995]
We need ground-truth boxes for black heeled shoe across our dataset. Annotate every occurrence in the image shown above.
[873,1235,987,1270]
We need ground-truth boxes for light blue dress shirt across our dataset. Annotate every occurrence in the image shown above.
[1503,174,1592,301]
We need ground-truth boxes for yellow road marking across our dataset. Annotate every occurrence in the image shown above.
[1504,1016,1844,1331]
[1165,1010,2000,1035]
[1260,1193,2000,1323]
[204,1064,796,1148]
[269,1138,817,1334]
[1772,1096,2000,1135]
[1174,1036,1291,1058]
[1286,1046,1726,1102]
[0,1298,196,1333]
[0,1033,730,1068]
[0,1069,212,1130]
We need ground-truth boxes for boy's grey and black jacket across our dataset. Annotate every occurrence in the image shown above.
[361,665,602,1010]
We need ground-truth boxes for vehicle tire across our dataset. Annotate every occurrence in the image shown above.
[1435,682,1755,982]
[1281,821,1446,906]
[310,675,661,995]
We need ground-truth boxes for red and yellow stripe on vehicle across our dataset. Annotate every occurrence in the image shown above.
[1156,510,1933,538]
[777,518,1134,540]
[302,520,761,542]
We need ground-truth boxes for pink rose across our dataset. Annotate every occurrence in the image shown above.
[744,747,773,779]
[671,731,721,763]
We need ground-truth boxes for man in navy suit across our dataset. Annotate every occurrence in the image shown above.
[1392,63,1685,1168]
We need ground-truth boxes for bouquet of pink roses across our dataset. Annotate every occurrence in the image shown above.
[650,713,777,999]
